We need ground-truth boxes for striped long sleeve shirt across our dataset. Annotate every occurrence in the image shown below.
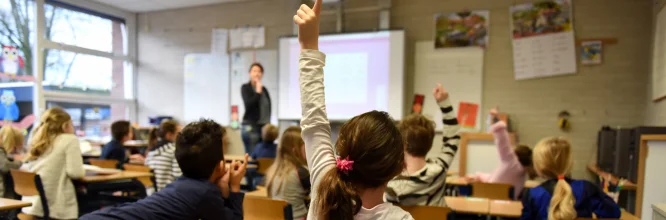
[385,100,461,206]
[145,140,182,191]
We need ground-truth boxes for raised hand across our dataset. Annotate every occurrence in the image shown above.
[489,106,499,118]
[293,0,322,50]
[432,83,450,102]
[229,153,249,192]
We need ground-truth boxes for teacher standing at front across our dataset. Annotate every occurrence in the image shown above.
[241,63,271,154]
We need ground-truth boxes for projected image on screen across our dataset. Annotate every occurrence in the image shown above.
[278,31,404,120]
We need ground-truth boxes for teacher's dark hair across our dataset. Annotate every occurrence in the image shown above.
[249,63,264,73]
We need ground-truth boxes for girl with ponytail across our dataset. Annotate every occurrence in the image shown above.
[294,2,413,219]
[145,120,182,190]
[521,137,620,220]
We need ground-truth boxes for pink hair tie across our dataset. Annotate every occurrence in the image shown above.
[336,156,354,175]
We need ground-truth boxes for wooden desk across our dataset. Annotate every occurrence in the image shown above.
[82,151,101,158]
[444,196,489,215]
[246,186,268,198]
[224,155,253,162]
[447,170,458,176]
[489,200,522,218]
[0,198,31,211]
[124,140,148,148]
[621,210,640,220]
[446,176,541,189]
[79,171,153,183]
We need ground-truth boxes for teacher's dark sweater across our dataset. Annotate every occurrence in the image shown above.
[241,82,271,125]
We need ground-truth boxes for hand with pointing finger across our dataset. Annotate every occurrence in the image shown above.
[293,0,322,50]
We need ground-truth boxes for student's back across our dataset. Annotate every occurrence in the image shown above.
[386,83,460,206]
[21,108,84,219]
[100,120,134,168]
[82,119,248,220]
[144,120,182,190]
[522,178,620,220]
[0,126,24,199]
[251,124,279,160]
[520,137,619,220]
[266,126,310,219]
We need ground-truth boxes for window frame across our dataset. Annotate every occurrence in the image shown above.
[32,0,137,123]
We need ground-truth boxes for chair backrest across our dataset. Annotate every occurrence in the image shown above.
[89,159,119,169]
[399,205,451,220]
[243,196,292,220]
[471,182,514,200]
[123,164,155,190]
[255,158,274,176]
[10,169,49,219]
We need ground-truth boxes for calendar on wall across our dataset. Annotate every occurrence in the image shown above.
[510,0,577,80]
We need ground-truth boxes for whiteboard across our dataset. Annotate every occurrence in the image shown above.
[413,41,484,130]
[653,7,666,101]
[183,54,230,124]
[229,50,278,126]
[466,139,501,175]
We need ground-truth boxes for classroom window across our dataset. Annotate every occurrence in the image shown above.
[0,0,36,83]
[46,101,128,141]
[45,2,127,55]
[42,49,133,98]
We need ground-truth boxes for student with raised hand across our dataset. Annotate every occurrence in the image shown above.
[81,119,247,220]
[145,120,182,190]
[520,137,620,220]
[21,107,85,220]
[266,126,310,219]
[294,2,413,219]
[465,108,534,199]
[385,83,460,206]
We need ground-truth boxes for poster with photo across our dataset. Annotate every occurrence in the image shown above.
[434,10,490,49]
[581,41,602,65]
[511,0,577,80]
[457,102,479,129]
[411,94,425,114]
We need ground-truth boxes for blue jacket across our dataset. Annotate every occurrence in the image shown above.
[100,140,126,169]
[521,178,621,220]
[250,141,277,160]
[80,176,244,220]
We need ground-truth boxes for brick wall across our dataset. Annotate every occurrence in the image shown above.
[137,0,653,179]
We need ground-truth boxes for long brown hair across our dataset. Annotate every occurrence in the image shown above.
[266,126,306,195]
[0,126,24,154]
[27,107,72,161]
[148,120,179,149]
[314,111,404,220]
[533,137,576,220]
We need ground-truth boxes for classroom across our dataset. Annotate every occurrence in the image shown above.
[0,0,665,219]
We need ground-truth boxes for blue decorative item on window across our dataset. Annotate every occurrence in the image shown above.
[0,90,19,121]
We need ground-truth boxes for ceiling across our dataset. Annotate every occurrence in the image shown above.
[89,0,245,12]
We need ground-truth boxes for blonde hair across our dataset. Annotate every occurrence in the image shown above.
[533,137,576,220]
[27,108,72,161]
[0,126,24,154]
[266,126,306,195]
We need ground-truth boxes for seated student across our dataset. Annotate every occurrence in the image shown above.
[21,107,85,219]
[294,3,413,219]
[100,121,144,169]
[385,83,460,206]
[250,124,279,160]
[0,126,24,197]
[145,120,182,190]
[521,137,620,220]
[465,108,534,199]
[81,119,247,220]
[266,126,310,219]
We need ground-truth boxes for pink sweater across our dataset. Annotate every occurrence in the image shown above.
[474,121,525,199]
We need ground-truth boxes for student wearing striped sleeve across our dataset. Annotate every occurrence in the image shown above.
[145,120,182,190]
[385,83,461,206]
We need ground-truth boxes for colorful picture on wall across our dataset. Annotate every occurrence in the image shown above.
[434,10,490,48]
[511,0,573,39]
[231,105,239,130]
[581,41,603,65]
[457,102,479,129]
[411,94,425,114]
